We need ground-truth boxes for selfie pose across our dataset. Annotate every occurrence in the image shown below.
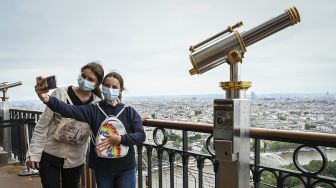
[35,71,146,188]
[26,62,104,188]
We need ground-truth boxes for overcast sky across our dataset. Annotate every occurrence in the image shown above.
[0,0,335,100]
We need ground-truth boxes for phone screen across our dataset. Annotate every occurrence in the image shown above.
[46,75,57,89]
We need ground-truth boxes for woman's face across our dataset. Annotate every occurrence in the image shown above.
[103,76,120,89]
[81,68,98,86]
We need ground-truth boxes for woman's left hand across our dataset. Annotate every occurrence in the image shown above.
[141,115,151,122]
[97,134,121,150]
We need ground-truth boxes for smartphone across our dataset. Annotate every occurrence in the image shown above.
[46,75,57,89]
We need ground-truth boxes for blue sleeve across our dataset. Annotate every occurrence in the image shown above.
[120,107,146,146]
[45,96,94,126]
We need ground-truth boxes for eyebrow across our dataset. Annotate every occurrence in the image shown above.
[82,73,96,81]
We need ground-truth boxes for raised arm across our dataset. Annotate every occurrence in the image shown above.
[35,77,94,125]
[45,96,94,125]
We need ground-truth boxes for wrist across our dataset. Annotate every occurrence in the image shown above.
[117,135,121,144]
[42,95,50,103]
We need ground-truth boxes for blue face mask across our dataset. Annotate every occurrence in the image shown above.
[102,86,120,101]
[77,75,96,91]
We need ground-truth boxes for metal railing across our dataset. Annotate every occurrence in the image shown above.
[1,109,336,188]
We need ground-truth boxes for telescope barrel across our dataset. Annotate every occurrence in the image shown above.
[189,6,300,75]
[0,81,22,90]
[242,7,300,47]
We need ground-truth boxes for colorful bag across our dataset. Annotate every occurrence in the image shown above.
[53,88,91,145]
[93,104,129,158]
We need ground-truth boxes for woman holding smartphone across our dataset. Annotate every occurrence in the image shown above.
[35,71,146,188]
[26,62,104,188]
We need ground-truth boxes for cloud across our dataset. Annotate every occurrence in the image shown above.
[1,0,335,100]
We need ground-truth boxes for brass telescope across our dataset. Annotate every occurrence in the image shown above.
[188,6,300,98]
[0,81,22,101]
[0,81,22,91]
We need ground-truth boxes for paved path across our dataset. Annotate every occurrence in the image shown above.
[0,164,41,188]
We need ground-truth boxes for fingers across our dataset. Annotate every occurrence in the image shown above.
[97,140,112,152]
[97,135,121,148]
[98,145,110,152]
[97,140,109,147]
[31,161,36,169]
[35,77,48,93]
[27,160,39,169]
[34,76,50,103]
[141,115,151,122]
[26,160,32,169]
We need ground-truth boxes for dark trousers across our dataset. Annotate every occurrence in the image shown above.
[39,152,84,188]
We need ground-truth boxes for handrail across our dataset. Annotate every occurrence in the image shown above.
[143,119,336,144]
[144,119,213,133]
[9,108,42,114]
[9,108,336,144]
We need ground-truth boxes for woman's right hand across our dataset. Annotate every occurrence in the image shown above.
[26,159,39,170]
[35,76,50,103]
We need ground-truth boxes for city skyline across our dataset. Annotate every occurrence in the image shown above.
[1,0,336,100]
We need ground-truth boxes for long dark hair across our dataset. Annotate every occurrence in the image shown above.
[103,71,125,100]
[81,62,104,98]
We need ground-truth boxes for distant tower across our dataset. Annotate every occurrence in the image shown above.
[251,92,256,100]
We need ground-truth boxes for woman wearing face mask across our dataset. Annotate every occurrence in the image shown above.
[35,71,146,188]
[26,62,104,188]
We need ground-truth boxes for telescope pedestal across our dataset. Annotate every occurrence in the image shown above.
[0,100,12,159]
[214,99,250,188]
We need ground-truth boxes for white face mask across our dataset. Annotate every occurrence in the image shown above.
[102,86,120,101]
[77,75,95,91]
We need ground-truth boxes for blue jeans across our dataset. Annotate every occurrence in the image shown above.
[95,168,136,188]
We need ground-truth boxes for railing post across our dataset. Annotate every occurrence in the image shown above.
[182,130,189,188]
[169,152,175,188]
[253,139,261,188]
[277,171,283,188]
[197,158,204,188]
[137,145,143,188]
[157,148,163,188]
[146,147,153,188]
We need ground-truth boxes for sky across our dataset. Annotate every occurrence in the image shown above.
[0,0,335,100]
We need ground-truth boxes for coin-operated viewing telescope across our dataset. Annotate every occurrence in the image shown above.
[187,7,300,188]
[188,6,300,98]
[0,81,22,101]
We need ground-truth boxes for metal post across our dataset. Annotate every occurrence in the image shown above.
[1,94,11,159]
[214,99,250,188]
[182,130,189,188]
[0,81,22,164]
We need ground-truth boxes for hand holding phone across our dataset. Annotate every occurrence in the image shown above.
[35,75,57,103]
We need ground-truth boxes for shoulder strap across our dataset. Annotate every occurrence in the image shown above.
[97,103,128,118]
[115,105,128,118]
[62,87,73,105]
[96,104,108,118]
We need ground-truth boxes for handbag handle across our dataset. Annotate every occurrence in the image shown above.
[62,87,74,105]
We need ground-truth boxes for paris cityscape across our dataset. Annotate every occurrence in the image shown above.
[7,92,336,187]
[11,92,336,134]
